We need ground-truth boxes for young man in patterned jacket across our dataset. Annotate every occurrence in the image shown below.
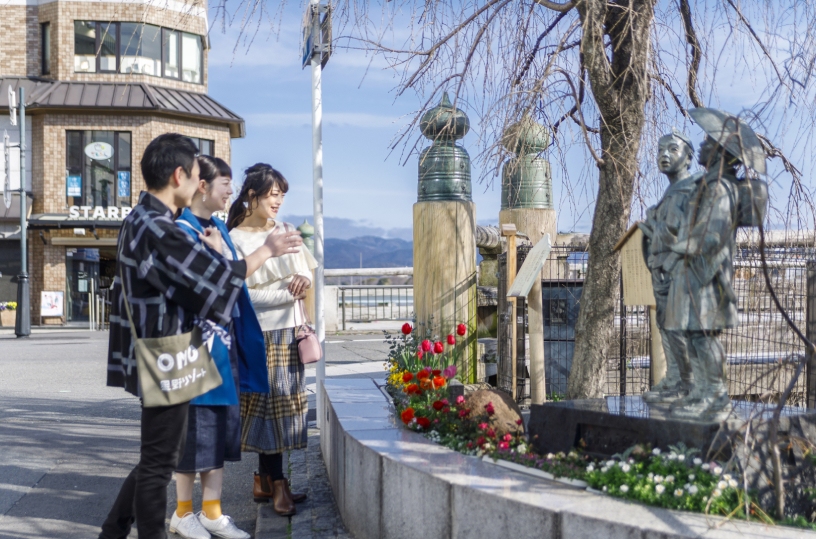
[99,133,302,539]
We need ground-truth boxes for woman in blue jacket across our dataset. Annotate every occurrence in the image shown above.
[171,156,268,539]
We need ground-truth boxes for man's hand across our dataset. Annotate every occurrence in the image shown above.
[199,227,223,254]
[288,275,311,297]
[265,230,302,257]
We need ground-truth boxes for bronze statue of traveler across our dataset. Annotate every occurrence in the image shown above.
[639,129,700,404]
[660,108,768,421]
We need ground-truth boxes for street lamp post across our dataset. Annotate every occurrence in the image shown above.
[304,0,331,429]
[15,87,29,338]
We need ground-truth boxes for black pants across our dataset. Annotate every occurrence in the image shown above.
[99,402,189,539]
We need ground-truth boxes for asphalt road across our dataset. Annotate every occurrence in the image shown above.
[0,330,388,538]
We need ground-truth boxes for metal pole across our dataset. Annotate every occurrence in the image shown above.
[806,261,816,409]
[311,3,326,431]
[15,87,29,338]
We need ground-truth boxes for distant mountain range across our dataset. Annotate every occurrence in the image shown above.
[325,236,413,269]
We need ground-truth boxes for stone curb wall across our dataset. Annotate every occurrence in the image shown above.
[321,378,815,539]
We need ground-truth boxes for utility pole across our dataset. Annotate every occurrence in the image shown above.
[304,0,331,429]
[15,87,29,338]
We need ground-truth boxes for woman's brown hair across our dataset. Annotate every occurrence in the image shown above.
[226,163,289,230]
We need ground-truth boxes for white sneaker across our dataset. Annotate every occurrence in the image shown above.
[197,513,251,539]
[169,511,212,539]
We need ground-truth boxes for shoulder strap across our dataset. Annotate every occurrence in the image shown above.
[116,240,140,343]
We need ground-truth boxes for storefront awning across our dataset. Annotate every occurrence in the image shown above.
[28,213,124,230]
[0,77,245,138]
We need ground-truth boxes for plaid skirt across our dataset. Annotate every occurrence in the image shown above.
[240,327,308,454]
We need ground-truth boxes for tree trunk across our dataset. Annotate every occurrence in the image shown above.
[566,0,655,399]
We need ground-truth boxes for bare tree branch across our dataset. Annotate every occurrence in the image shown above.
[532,0,577,13]
[678,0,703,108]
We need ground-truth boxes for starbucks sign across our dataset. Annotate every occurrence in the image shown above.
[84,142,114,160]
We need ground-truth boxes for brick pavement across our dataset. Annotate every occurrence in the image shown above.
[255,427,350,539]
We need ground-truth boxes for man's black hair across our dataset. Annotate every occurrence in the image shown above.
[140,133,198,191]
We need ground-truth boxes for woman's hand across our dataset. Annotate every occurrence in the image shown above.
[288,275,311,297]
[265,230,302,257]
[199,227,223,254]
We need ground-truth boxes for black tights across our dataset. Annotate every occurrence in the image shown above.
[258,453,284,481]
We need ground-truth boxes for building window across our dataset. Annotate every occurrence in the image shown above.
[181,33,202,83]
[66,131,132,208]
[73,21,204,84]
[190,138,214,156]
[120,23,161,76]
[74,21,96,73]
[41,23,51,75]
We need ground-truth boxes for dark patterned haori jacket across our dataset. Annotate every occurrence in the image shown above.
[107,192,247,396]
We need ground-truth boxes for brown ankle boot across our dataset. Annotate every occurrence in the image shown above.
[283,479,307,504]
[271,479,296,516]
[253,473,274,503]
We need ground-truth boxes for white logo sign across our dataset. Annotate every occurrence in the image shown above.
[157,353,175,373]
[69,205,131,220]
[84,142,114,161]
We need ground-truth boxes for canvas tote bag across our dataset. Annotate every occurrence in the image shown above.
[120,267,223,407]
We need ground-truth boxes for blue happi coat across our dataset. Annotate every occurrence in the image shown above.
[177,208,269,405]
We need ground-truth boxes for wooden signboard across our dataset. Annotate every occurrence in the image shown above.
[614,224,655,307]
[507,233,553,298]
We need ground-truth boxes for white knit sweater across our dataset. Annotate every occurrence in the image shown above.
[229,222,319,331]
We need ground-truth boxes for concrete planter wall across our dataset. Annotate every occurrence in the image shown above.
[321,378,814,539]
[0,310,15,327]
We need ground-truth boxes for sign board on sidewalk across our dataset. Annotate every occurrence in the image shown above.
[507,234,552,298]
[8,85,16,127]
[40,291,64,317]
[301,1,332,69]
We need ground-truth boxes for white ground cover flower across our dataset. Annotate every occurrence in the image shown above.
[621,464,631,473]
[655,484,666,495]
[606,460,616,467]
[602,486,607,492]
[713,466,723,476]
[701,463,710,471]
[654,475,663,483]
[620,485,629,493]
[688,474,695,481]
[678,455,685,461]
[647,472,654,481]
[712,489,722,498]
[667,452,677,461]
[601,466,609,473]
[693,458,702,466]
[674,489,684,497]
[586,464,595,472]
[688,485,699,494]
[517,443,527,454]
[723,474,732,481]
[665,475,675,484]
[652,448,661,455]
[728,479,738,488]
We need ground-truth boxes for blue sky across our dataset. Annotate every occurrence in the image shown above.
[205,1,814,240]
[206,3,526,240]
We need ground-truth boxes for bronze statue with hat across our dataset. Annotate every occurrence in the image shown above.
[659,108,768,421]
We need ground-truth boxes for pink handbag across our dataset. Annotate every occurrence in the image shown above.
[295,299,322,364]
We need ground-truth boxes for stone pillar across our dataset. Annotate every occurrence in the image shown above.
[413,93,478,382]
[498,118,557,404]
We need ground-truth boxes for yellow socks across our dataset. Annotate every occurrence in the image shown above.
[202,499,222,520]
[176,500,193,517]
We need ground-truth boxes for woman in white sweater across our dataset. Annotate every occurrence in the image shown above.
[226,164,318,516]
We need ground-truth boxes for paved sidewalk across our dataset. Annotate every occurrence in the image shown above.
[255,427,350,539]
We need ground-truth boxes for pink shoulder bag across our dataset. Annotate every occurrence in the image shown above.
[295,299,321,364]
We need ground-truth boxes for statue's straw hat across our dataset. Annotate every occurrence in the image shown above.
[689,108,766,175]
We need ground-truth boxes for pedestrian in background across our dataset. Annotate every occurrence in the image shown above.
[171,156,268,539]
[100,136,303,539]
[227,164,317,516]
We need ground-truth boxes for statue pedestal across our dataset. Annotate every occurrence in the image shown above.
[529,396,816,459]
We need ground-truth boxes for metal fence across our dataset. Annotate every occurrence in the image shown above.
[338,285,413,330]
[496,243,816,407]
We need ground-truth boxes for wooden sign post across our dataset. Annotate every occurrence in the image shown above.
[501,223,518,399]
[614,224,665,387]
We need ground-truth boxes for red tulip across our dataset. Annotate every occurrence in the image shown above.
[433,342,444,354]
[432,400,444,411]
[456,324,467,336]
[401,408,415,424]
[417,417,431,429]
[417,350,423,360]
[421,340,432,352]
[447,334,456,345]
[432,369,441,376]
[401,323,412,335]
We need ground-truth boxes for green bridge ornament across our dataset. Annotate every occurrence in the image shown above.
[417,93,472,202]
[501,117,554,210]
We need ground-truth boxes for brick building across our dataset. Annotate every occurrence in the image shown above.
[0,0,244,325]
